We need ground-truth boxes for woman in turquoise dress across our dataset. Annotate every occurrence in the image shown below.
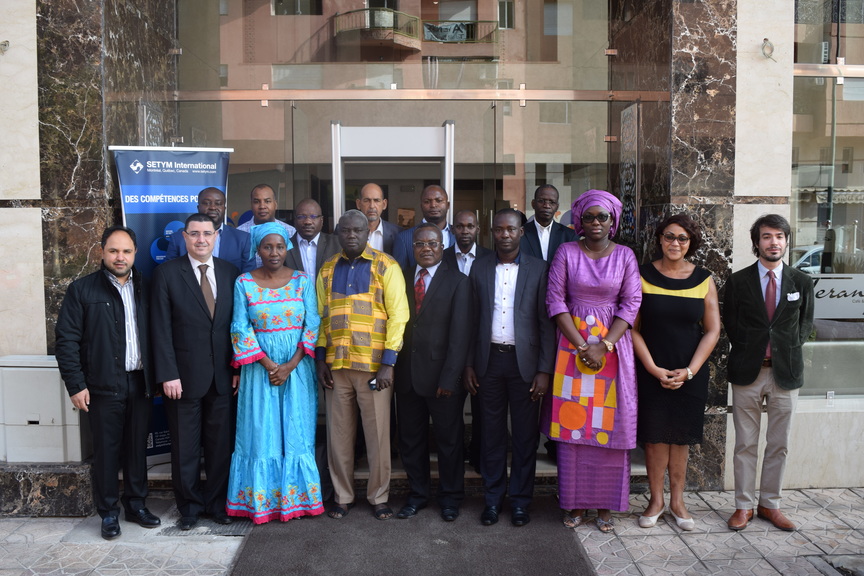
[226,222,324,523]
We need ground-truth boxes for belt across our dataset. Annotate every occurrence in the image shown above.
[761,358,772,367]
[491,343,516,353]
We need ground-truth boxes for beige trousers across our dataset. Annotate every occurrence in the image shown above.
[731,366,799,510]
[325,368,392,506]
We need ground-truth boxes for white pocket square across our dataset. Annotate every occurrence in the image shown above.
[787,292,800,301]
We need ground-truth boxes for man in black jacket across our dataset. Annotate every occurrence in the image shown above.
[55,225,160,540]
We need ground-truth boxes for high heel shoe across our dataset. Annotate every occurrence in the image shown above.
[670,509,695,531]
[638,508,664,528]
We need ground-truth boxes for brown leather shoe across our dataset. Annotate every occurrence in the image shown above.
[727,508,754,531]
[756,506,796,531]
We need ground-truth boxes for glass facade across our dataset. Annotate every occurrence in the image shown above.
[794,1,864,396]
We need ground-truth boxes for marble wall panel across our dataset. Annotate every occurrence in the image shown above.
[37,0,177,351]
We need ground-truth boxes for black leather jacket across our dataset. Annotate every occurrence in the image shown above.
[55,267,153,398]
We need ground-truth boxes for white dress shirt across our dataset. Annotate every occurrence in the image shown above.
[455,243,478,276]
[188,253,218,301]
[491,260,518,345]
[534,219,553,261]
[368,219,385,251]
[106,270,142,371]
[298,233,320,277]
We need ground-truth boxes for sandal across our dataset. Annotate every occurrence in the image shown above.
[595,516,615,533]
[562,510,584,529]
[327,503,354,519]
[373,503,393,520]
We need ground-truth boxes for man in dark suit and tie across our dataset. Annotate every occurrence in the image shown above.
[394,224,471,522]
[165,187,255,273]
[464,208,556,527]
[723,214,814,532]
[356,183,401,254]
[393,185,457,270]
[151,213,240,530]
[520,184,576,263]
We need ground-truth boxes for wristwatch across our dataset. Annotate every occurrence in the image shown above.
[685,366,694,380]
[601,339,615,353]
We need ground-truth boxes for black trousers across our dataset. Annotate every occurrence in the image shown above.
[88,370,151,518]
[164,382,233,518]
[397,386,466,509]
[478,347,539,509]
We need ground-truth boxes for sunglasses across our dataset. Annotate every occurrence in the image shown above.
[662,233,690,244]
[581,212,610,224]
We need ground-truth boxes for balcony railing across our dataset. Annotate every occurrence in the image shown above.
[334,8,420,41]
[422,20,499,43]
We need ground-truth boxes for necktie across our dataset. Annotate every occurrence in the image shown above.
[199,264,215,318]
[415,268,428,312]
[765,269,776,357]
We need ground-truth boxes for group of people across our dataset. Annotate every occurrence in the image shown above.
[55,180,814,541]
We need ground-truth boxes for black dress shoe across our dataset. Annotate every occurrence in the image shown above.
[210,513,233,525]
[178,516,198,530]
[396,503,426,519]
[480,506,499,526]
[125,508,161,528]
[101,516,121,540]
[511,507,530,527]
[441,507,459,522]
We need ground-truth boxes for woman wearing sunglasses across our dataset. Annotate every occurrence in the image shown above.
[631,213,720,530]
[543,189,642,533]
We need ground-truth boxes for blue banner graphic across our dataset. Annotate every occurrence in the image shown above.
[111,147,232,278]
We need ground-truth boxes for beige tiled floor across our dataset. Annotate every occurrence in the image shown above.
[0,488,862,575]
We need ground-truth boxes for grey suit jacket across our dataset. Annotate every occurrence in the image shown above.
[520,220,577,263]
[723,262,815,390]
[284,232,341,279]
[466,251,556,383]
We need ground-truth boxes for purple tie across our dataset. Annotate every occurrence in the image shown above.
[765,270,776,357]
[415,269,428,312]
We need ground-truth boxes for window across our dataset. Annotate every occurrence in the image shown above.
[369,0,397,7]
[219,64,228,88]
[499,1,514,29]
[274,0,322,16]
[842,147,853,173]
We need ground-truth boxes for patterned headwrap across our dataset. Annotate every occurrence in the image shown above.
[249,222,293,260]
[570,189,623,238]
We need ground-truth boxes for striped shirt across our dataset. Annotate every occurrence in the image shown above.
[105,270,142,372]
[315,246,409,372]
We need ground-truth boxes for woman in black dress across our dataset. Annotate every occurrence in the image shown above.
[632,213,720,530]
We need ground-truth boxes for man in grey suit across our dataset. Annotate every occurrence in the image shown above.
[356,183,401,254]
[520,184,576,263]
[284,197,341,502]
[724,214,814,532]
[284,198,341,281]
[151,213,239,531]
[463,208,556,528]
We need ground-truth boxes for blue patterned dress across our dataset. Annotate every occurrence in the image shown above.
[227,271,324,523]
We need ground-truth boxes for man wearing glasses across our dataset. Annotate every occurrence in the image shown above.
[151,213,240,530]
[285,198,341,285]
[165,187,255,273]
[520,184,576,263]
[394,224,471,522]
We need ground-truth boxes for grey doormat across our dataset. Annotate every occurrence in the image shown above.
[231,495,595,576]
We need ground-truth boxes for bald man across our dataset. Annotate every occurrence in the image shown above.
[356,183,401,254]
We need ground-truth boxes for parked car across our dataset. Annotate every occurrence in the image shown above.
[791,245,823,274]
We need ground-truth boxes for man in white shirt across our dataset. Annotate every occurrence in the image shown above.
[355,183,401,254]
[520,184,576,263]
[393,185,457,270]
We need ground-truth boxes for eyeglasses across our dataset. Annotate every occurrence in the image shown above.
[534,198,558,207]
[581,212,610,224]
[413,241,441,249]
[662,233,690,244]
[185,231,215,239]
[295,214,321,221]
